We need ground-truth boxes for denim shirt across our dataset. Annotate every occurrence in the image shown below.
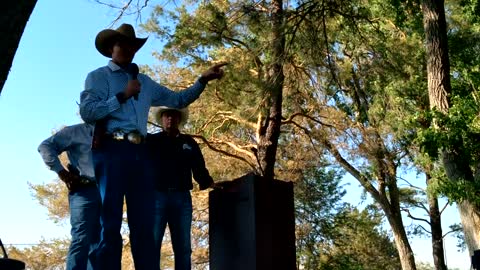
[79,61,206,136]
[38,123,95,181]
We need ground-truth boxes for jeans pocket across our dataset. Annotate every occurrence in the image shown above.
[183,192,192,210]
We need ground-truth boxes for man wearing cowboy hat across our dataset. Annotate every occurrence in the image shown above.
[79,23,227,270]
[147,106,216,270]
[37,123,100,270]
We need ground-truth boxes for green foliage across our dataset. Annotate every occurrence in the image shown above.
[319,206,401,270]
[448,223,467,251]
[295,167,347,268]
[397,187,425,208]
[28,179,69,223]
[7,238,69,270]
[294,167,401,270]
[397,0,480,206]
[414,92,480,203]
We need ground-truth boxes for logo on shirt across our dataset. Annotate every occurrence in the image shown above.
[183,143,192,151]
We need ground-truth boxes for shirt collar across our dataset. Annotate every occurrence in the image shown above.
[161,130,181,138]
[108,60,122,72]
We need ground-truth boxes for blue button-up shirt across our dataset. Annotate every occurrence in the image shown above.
[79,61,206,136]
[38,123,95,181]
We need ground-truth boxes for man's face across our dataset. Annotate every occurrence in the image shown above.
[161,110,181,130]
[111,40,136,65]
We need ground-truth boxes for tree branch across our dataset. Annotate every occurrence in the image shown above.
[321,137,383,203]
[190,134,258,172]
[94,0,150,26]
[442,226,462,239]
[439,200,450,215]
[200,111,256,131]
[401,207,431,225]
[397,176,425,191]
[282,112,334,128]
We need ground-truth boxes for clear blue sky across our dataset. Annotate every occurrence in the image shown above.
[0,0,470,269]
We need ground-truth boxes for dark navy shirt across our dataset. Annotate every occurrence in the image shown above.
[147,132,213,191]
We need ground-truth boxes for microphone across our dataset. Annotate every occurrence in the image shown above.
[127,63,139,100]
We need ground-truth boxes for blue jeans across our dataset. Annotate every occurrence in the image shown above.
[66,185,101,270]
[91,140,156,270]
[153,191,192,270]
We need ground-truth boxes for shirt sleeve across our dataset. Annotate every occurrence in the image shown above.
[79,70,121,123]
[149,76,206,108]
[37,127,73,173]
[188,136,214,190]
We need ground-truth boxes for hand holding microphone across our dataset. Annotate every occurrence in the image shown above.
[125,63,140,100]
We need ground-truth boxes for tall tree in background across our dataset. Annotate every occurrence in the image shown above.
[23,156,401,269]
[144,0,288,180]
[418,0,480,255]
[7,239,69,270]
[286,1,424,268]
[141,0,420,268]
[16,0,480,269]
[295,167,347,269]
[322,206,401,270]
[294,167,401,270]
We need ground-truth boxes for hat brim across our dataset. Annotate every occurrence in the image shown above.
[95,29,147,58]
[153,107,189,127]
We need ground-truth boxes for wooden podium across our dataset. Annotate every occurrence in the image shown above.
[209,173,296,270]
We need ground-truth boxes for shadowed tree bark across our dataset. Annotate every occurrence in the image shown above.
[0,1,37,94]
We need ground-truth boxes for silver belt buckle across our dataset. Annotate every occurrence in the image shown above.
[127,132,142,144]
[112,130,125,141]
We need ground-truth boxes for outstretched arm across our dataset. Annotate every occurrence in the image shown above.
[150,62,228,108]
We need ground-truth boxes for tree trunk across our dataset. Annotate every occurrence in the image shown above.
[257,0,285,180]
[427,193,447,270]
[458,201,480,253]
[422,0,450,114]
[324,140,417,269]
[383,205,417,270]
[422,0,480,255]
[1,0,38,93]
[443,150,480,255]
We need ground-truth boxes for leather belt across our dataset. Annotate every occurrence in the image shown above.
[110,130,145,144]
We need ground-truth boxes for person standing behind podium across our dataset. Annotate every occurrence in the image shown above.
[79,23,227,270]
[148,106,219,270]
[38,123,100,270]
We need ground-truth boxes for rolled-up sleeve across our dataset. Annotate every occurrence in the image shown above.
[80,71,120,123]
[38,128,72,173]
[150,77,206,108]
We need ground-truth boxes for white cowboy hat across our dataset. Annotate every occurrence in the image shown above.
[152,106,189,127]
[95,23,148,58]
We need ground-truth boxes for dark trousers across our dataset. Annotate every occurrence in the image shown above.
[153,190,192,270]
[91,140,156,270]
